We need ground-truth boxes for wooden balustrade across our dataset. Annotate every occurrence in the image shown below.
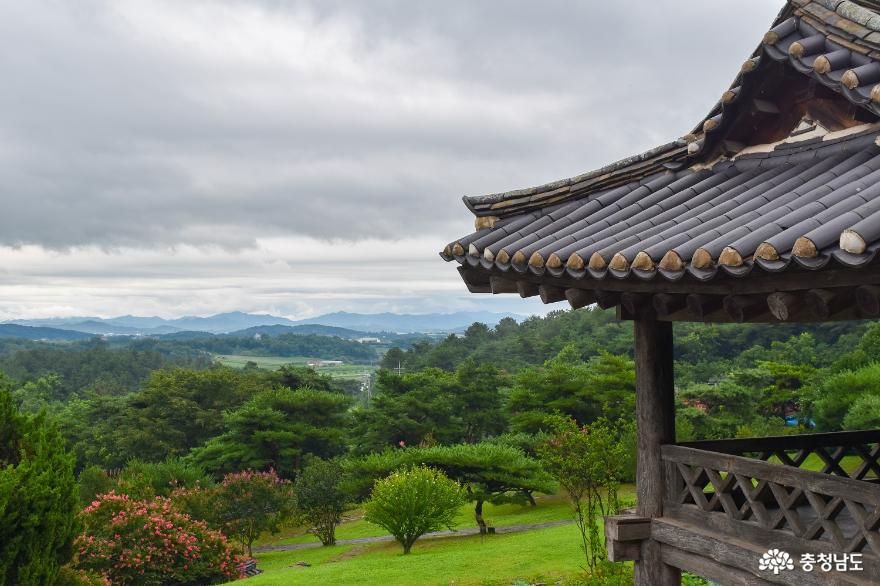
[660,441,880,582]
[679,430,880,481]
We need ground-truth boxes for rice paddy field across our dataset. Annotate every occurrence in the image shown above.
[213,354,376,381]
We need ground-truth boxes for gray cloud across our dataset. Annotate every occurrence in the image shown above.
[0,0,782,250]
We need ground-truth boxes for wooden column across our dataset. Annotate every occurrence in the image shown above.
[633,317,680,586]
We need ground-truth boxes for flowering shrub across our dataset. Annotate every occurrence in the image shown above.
[212,470,296,556]
[169,486,217,527]
[75,492,243,585]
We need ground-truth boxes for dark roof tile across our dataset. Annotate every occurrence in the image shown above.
[447,1,880,293]
[446,128,880,285]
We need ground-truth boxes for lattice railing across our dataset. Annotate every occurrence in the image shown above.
[679,430,880,481]
[662,443,880,559]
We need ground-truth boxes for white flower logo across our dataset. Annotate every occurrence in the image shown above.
[759,549,794,574]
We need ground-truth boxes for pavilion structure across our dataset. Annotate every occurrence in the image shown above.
[442,1,880,584]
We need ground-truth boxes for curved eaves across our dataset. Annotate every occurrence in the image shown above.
[443,127,880,285]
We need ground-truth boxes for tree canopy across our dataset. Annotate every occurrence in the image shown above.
[0,387,79,586]
[190,387,351,478]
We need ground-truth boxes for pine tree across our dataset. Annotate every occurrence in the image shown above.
[0,388,79,585]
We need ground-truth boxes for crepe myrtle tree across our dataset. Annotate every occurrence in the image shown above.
[211,469,296,556]
[75,492,242,585]
[363,466,464,554]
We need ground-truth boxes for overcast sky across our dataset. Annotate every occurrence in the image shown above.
[0,0,783,319]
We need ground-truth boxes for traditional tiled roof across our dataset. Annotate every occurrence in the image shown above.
[445,124,880,283]
[443,0,880,290]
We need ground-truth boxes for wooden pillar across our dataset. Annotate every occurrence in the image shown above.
[633,317,680,586]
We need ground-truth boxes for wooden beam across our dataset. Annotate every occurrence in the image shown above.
[686,294,723,319]
[662,444,880,504]
[458,265,880,298]
[655,305,864,324]
[633,318,679,586]
[457,267,490,293]
[767,291,803,321]
[607,515,652,542]
[605,515,651,562]
[457,265,880,322]
[564,288,595,310]
[855,284,880,317]
[659,538,793,586]
[595,290,621,310]
[752,98,780,114]
[652,293,687,316]
[681,429,880,455]
[621,292,652,316]
[607,537,641,563]
[804,288,852,319]
[516,281,540,298]
[538,285,566,304]
[489,276,518,294]
[723,294,767,323]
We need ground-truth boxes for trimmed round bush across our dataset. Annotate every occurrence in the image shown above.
[363,466,464,554]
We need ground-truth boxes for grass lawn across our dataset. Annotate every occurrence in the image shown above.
[247,523,628,586]
[256,487,636,548]
[765,452,874,478]
[245,487,637,585]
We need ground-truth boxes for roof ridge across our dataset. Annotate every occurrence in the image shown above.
[462,139,686,215]
[463,0,880,219]
[811,0,880,30]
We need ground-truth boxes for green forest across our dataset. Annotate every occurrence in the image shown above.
[3,306,880,584]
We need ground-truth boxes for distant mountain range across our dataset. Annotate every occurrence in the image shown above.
[288,311,522,333]
[6,312,297,334]
[0,324,94,341]
[0,310,523,340]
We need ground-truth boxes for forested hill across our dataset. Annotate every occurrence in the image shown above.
[376,306,880,443]
[0,330,380,403]
[381,307,867,380]
[0,339,211,402]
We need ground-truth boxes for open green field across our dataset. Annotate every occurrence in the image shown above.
[214,354,376,381]
[257,492,593,547]
[767,453,875,478]
[246,488,637,585]
[248,524,609,586]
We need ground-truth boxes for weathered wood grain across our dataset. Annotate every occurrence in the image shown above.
[489,276,518,294]
[564,288,595,309]
[654,517,873,585]
[767,291,803,321]
[660,544,779,586]
[538,285,566,304]
[634,318,680,585]
[515,281,540,298]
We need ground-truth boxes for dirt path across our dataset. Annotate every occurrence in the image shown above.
[253,519,575,554]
